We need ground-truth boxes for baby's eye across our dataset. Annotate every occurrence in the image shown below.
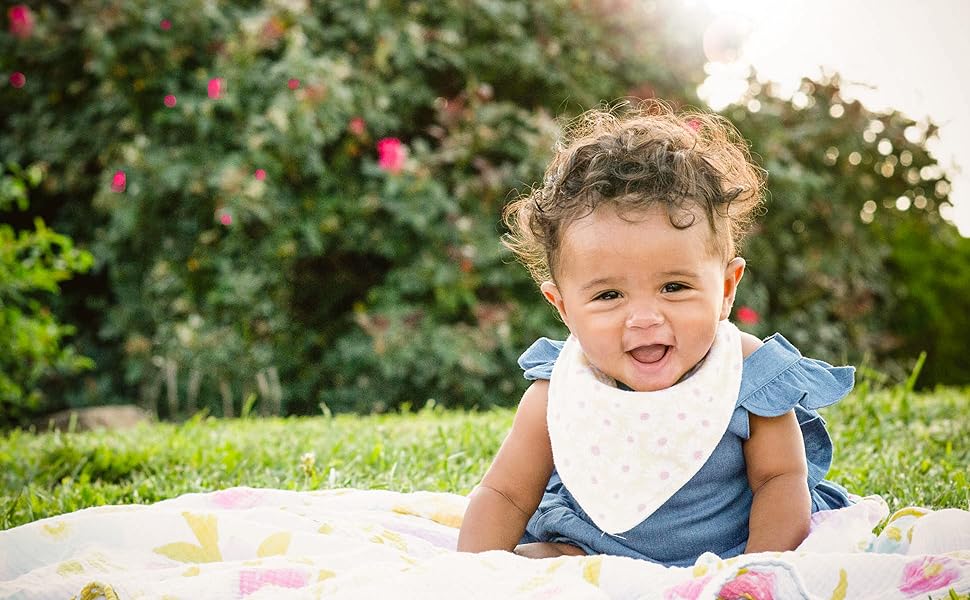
[661,283,688,293]
[595,290,621,301]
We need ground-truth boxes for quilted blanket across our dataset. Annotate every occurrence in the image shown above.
[1,487,968,599]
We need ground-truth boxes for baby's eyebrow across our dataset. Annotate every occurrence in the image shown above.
[579,277,619,292]
[656,270,699,279]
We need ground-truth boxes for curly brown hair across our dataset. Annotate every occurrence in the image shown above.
[503,101,766,284]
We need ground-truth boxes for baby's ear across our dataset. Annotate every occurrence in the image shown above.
[720,257,746,320]
[540,281,570,328]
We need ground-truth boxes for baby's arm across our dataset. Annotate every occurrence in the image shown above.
[457,380,555,552]
[742,410,811,553]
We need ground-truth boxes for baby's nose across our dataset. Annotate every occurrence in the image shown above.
[625,305,664,328]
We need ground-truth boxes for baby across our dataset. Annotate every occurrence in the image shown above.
[457,102,855,566]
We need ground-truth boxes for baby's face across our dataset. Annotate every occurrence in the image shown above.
[541,205,741,392]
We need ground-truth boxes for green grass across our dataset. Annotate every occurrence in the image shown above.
[1,385,967,530]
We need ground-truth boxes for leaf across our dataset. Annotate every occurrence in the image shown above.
[153,512,222,564]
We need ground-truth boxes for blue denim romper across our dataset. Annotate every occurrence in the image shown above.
[517,332,855,567]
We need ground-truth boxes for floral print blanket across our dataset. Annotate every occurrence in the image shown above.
[1,488,968,599]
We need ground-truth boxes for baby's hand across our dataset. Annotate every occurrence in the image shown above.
[513,542,586,559]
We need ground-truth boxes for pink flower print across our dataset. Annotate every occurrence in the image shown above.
[207,77,224,99]
[211,487,260,509]
[898,556,959,596]
[376,137,406,173]
[287,78,300,90]
[736,306,759,325]
[9,71,26,88]
[164,94,177,108]
[239,568,309,596]
[348,116,366,137]
[160,18,172,31]
[717,568,777,600]
[110,170,127,193]
[8,5,34,39]
[664,574,713,600]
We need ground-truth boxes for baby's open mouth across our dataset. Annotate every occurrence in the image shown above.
[630,344,669,364]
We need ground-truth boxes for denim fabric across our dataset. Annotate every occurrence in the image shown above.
[517,332,855,566]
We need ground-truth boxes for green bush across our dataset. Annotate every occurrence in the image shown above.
[1,1,707,416]
[0,163,94,426]
[2,2,965,420]
[726,74,963,381]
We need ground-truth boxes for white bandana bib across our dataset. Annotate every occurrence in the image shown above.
[546,320,743,534]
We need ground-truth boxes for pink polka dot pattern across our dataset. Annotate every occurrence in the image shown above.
[544,321,744,535]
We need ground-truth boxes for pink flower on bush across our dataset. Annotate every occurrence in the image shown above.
[717,568,777,600]
[736,306,759,325]
[9,71,26,88]
[207,77,224,99]
[8,5,34,39]
[160,18,172,31]
[110,170,126,193]
[164,94,177,108]
[376,137,406,174]
[254,169,266,181]
[287,78,300,90]
[219,211,233,226]
[348,117,366,137]
[898,556,959,596]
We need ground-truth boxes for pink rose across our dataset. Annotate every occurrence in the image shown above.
[8,5,34,39]
[9,72,26,88]
[736,306,759,326]
[376,137,406,174]
[348,117,366,137]
[898,557,959,596]
[219,211,232,226]
[164,94,177,108]
[160,19,172,31]
[207,77,224,99]
[717,569,777,600]
[254,169,266,181]
[287,78,300,90]
[110,170,127,193]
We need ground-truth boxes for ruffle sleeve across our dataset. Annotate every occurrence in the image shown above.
[518,337,565,381]
[727,332,855,490]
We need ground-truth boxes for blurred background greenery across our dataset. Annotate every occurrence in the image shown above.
[2,0,968,427]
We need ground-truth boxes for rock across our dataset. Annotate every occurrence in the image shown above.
[33,405,154,432]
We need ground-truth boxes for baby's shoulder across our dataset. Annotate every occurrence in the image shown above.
[739,331,763,358]
[737,332,855,415]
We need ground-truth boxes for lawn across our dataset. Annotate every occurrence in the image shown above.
[1,385,967,530]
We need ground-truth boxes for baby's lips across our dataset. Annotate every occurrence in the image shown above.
[630,344,668,364]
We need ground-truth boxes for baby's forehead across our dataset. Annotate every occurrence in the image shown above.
[561,201,727,256]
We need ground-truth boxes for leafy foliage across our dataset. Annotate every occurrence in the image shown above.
[1,2,966,419]
[1,0,707,416]
[726,74,961,380]
[0,164,94,425]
